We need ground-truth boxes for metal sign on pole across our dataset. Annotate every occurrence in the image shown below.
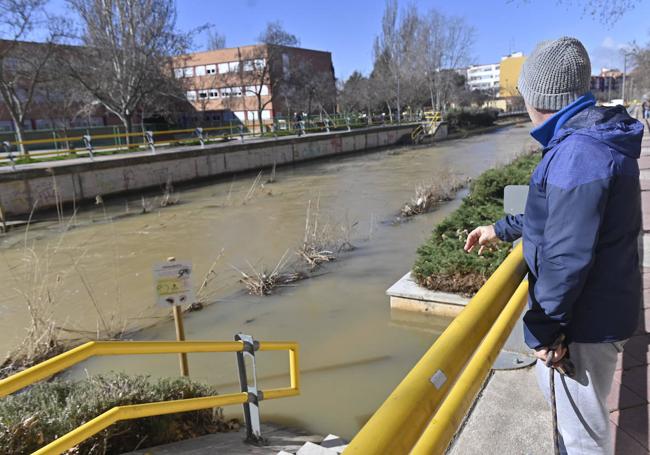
[494,184,536,369]
[153,258,194,376]
[82,134,94,160]
[145,131,156,153]
[235,333,264,444]
[2,142,15,170]
[195,127,205,148]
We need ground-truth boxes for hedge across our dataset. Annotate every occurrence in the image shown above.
[412,151,541,295]
[0,374,237,454]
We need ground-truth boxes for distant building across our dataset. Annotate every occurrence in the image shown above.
[466,63,500,91]
[173,44,336,128]
[498,52,525,98]
[591,68,624,101]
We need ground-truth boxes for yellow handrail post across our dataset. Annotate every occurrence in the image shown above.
[0,339,300,454]
[410,279,529,454]
[345,243,526,454]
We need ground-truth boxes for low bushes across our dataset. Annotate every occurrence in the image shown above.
[412,151,540,295]
[0,374,238,455]
[445,108,500,131]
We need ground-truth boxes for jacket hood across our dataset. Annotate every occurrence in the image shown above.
[552,105,644,159]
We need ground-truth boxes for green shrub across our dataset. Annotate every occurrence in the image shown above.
[445,108,500,131]
[412,152,540,295]
[0,374,237,455]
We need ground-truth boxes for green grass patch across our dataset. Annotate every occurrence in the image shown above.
[0,373,238,454]
[412,151,541,295]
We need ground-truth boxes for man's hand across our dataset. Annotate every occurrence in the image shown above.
[464,225,498,254]
[535,345,567,365]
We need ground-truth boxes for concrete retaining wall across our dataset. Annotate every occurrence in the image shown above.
[0,125,415,216]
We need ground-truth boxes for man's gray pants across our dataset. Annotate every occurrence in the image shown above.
[535,341,625,455]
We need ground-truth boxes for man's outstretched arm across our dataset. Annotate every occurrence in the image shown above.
[494,214,524,242]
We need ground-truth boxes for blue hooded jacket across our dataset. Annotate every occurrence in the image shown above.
[494,93,644,349]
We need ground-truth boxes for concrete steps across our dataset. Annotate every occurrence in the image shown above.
[278,434,347,455]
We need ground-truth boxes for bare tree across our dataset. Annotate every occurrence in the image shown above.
[630,41,650,99]
[511,0,641,25]
[373,0,402,122]
[0,0,59,155]
[39,70,94,142]
[339,71,377,120]
[370,1,474,116]
[421,12,474,111]
[206,29,226,50]
[287,60,336,116]
[239,21,300,133]
[63,0,194,146]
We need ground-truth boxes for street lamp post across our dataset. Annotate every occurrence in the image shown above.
[623,54,627,104]
[622,50,633,105]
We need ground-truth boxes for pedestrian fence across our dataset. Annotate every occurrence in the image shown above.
[0,113,422,167]
[0,335,299,454]
[346,242,529,454]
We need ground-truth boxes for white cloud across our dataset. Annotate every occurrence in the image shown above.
[589,36,633,75]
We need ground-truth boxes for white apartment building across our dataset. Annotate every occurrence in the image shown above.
[466,63,500,91]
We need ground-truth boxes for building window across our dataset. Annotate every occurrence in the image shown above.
[261,110,271,120]
[245,85,269,96]
[229,61,239,72]
[247,111,259,121]
[243,60,254,72]
[234,111,246,122]
[186,90,197,101]
[174,68,183,78]
[218,62,229,74]
[209,89,219,99]
[198,90,208,99]
[231,86,242,97]
[184,67,194,77]
[254,58,266,69]
[206,64,216,74]
[220,87,231,97]
[195,65,206,76]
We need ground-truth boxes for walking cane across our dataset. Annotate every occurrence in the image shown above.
[546,334,576,455]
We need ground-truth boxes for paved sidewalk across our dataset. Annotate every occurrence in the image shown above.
[609,130,650,454]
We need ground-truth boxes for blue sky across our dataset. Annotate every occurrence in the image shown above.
[51,0,650,79]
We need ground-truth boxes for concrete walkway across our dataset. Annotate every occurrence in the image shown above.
[122,423,322,455]
[611,131,650,454]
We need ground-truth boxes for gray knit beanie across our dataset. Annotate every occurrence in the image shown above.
[518,37,591,111]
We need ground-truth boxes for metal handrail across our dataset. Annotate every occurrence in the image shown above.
[411,279,529,454]
[0,118,418,163]
[0,339,300,455]
[344,242,527,454]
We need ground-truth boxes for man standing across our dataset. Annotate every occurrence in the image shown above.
[464,37,643,454]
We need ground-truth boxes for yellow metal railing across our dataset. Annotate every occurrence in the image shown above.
[411,111,442,141]
[2,117,421,163]
[0,340,300,455]
[345,242,527,454]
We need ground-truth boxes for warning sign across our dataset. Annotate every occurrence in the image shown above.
[153,261,194,307]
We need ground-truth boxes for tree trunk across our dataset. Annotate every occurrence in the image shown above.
[12,119,28,157]
[386,103,393,122]
[123,114,133,148]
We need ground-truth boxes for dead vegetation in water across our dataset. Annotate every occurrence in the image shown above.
[234,200,358,296]
[0,213,140,379]
[297,199,356,270]
[400,169,466,217]
[234,251,306,296]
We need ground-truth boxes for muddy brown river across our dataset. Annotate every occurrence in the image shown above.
[0,124,533,440]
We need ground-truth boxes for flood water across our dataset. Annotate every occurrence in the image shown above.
[0,124,533,440]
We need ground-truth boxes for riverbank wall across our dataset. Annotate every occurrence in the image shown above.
[0,124,418,217]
